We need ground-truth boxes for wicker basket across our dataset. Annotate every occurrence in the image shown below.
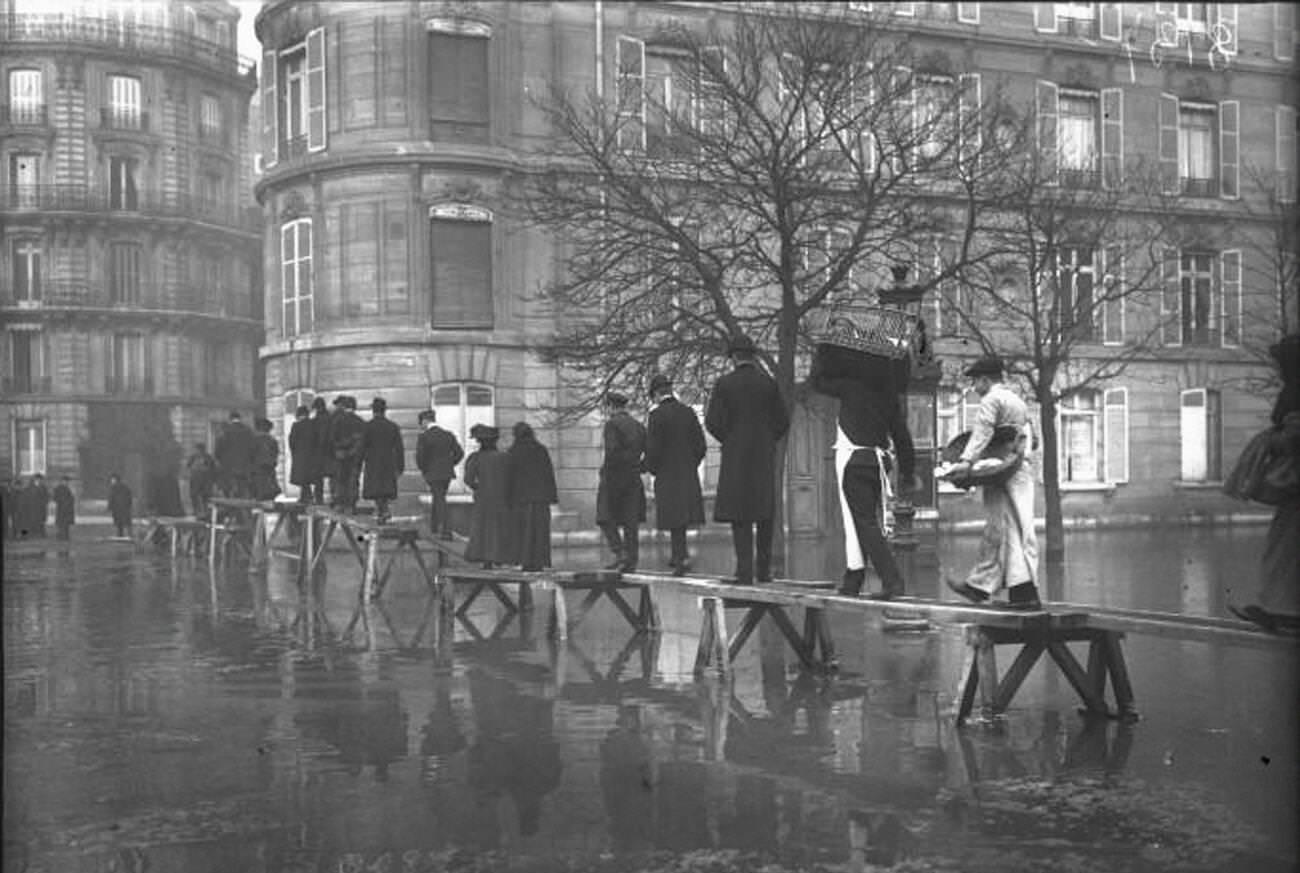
[814,305,921,361]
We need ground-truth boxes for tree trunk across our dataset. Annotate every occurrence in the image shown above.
[771,313,800,580]
[1037,394,1066,570]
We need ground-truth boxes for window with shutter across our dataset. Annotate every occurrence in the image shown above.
[280,219,313,337]
[430,206,493,329]
[110,243,142,304]
[8,329,45,393]
[108,157,138,210]
[1180,250,1214,346]
[11,239,41,303]
[1179,387,1222,482]
[1036,80,1059,184]
[1103,387,1128,483]
[616,36,646,151]
[428,25,490,142]
[7,69,42,124]
[1277,106,1297,203]
[1219,249,1241,347]
[1057,246,1096,340]
[15,420,46,476]
[1060,389,1103,484]
[1100,246,1124,345]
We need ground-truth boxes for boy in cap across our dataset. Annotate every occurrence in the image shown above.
[944,356,1042,610]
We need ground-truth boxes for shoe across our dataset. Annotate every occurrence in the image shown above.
[946,575,990,604]
[620,563,638,573]
[866,590,900,601]
[998,598,1044,611]
[1005,584,1043,611]
[839,568,865,597]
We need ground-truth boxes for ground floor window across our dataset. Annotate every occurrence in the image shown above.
[14,418,45,475]
[431,381,495,494]
[1060,387,1129,485]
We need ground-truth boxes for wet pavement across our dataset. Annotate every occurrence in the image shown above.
[3,525,1297,873]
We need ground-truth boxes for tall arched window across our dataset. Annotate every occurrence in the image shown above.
[281,218,313,337]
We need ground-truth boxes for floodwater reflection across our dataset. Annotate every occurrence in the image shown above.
[2,527,1296,873]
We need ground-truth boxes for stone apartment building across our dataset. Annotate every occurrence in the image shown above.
[252,1,1296,530]
[0,0,263,502]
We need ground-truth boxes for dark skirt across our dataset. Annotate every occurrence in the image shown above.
[466,499,514,564]
[514,503,551,570]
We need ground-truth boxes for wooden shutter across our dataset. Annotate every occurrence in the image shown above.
[616,36,645,151]
[1278,105,1297,204]
[1100,87,1123,189]
[956,3,980,24]
[1218,99,1238,199]
[1103,387,1128,483]
[430,213,493,329]
[1161,247,1182,346]
[1158,93,1179,194]
[262,49,277,166]
[1032,2,1057,32]
[305,26,327,152]
[1219,249,1241,347]
[1099,3,1121,40]
[893,65,913,175]
[1276,4,1295,61]
[1101,245,1124,345]
[958,72,981,176]
[1036,80,1058,184]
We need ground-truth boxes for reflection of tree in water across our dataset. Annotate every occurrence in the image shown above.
[466,668,562,839]
[599,705,655,851]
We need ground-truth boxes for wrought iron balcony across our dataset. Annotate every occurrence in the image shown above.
[1,376,52,395]
[0,102,49,126]
[100,107,150,132]
[1181,177,1218,198]
[0,281,257,321]
[1,184,260,232]
[1059,15,1098,39]
[0,14,256,78]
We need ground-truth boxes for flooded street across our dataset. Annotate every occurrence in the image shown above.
[4,526,1297,873]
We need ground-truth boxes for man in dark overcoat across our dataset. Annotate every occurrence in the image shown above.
[359,396,404,523]
[644,374,706,575]
[251,417,281,501]
[288,404,315,504]
[596,392,647,572]
[214,410,256,498]
[107,473,133,538]
[330,396,366,513]
[415,408,464,539]
[705,335,790,585]
[185,442,217,519]
[23,473,50,538]
[304,396,330,504]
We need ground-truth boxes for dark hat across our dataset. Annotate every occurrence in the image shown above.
[475,425,500,441]
[295,405,309,417]
[512,421,534,440]
[417,409,435,423]
[648,374,673,396]
[371,396,387,412]
[228,409,242,420]
[605,392,629,408]
[332,395,348,407]
[311,396,327,412]
[963,356,1004,379]
[344,395,359,410]
[728,334,757,355]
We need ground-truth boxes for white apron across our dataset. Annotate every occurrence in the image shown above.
[833,424,894,571]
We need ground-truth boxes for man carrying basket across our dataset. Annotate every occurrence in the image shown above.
[941,356,1042,610]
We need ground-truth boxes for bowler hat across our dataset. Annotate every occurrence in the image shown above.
[727,334,757,355]
[648,374,673,397]
[332,395,347,407]
[964,356,1004,379]
[476,425,500,441]
[605,392,629,408]
[371,396,387,412]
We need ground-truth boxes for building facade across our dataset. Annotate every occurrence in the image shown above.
[253,1,1296,529]
[0,0,263,503]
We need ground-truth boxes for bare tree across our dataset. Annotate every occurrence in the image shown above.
[946,101,1177,564]
[518,2,1017,567]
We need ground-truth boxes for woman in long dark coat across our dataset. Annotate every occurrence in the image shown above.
[359,397,404,523]
[506,421,557,571]
[464,426,512,567]
[251,417,281,502]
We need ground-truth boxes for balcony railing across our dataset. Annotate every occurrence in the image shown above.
[100,107,149,132]
[1,184,260,231]
[0,281,257,320]
[1181,177,1217,198]
[0,102,49,126]
[0,15,256,78]
[2,376,52,395]
[1059,15,1098,39]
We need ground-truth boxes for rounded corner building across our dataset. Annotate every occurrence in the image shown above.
[1,0,262,504]
[253,0,570,517]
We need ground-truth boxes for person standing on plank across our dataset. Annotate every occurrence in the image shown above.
[809,342,917,599]
[643,374,706,576]
[705,334,789,585]
[596,392,647,573]
[359,397,404,524]
[944,356,1042,610]
[415,408,464,539]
